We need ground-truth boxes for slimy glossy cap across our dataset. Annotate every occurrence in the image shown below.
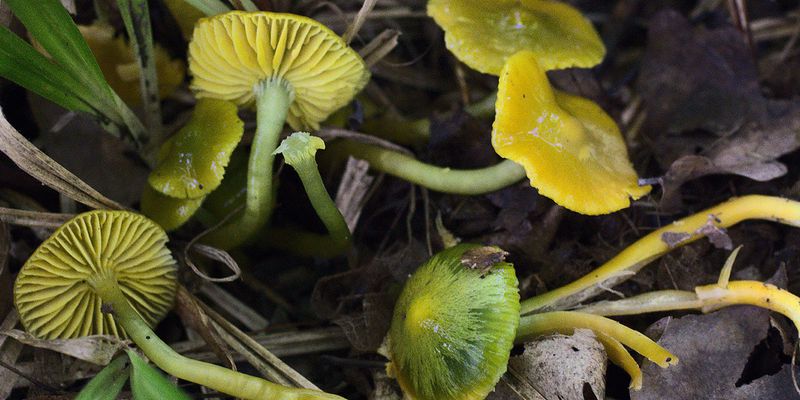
[189,11,370,130]
[14,211,177,339]
[148,98,244,199]
[388,245,520,400]
[428,0,605,75]
[493,51,650,215]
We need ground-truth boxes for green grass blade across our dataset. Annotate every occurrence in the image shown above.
[4,0,106,90]
[75,355,130,400]
[127,350,192,400]
[0,26,93,114]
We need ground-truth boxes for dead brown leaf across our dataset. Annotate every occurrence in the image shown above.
[0,330,127,365]
[637,10,800,208]
[489,329,606,400]
[633,306,797,400]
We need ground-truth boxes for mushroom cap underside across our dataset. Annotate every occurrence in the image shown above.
[189,11,370,130]
[14,211,177,339]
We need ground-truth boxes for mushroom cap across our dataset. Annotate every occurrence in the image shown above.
[189,11,370,130]
[14,211,177,339]
[388,244,520,400]
[79,22,185,105]
[141,186,205,232]
[427,0,605,75]
[492,50,650,215]
[148,98,244,199]
[273,131,325,166]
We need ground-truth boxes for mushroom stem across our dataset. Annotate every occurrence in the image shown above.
[595,332,644,390]
[203,78,293,250]
[92,277,343,400]
[274,132,350,254]
[516,311,678,368]
[520,195,800,314]
[696,280,800,331]
[335,140,526,195]
[575,290,703,317]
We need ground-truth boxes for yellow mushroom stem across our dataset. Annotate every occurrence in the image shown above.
[695,281,800,331]
[575,290,704,317]
[595,332,643,390]
[516,311,677,388]
[520,195,800,314]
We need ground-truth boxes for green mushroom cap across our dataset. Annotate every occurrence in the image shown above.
[387,244,520,400]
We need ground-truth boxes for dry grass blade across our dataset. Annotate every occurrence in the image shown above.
[359,29,400,67]
[335,157,374,231]
[0,311,24,398]
[317,127,412,155]
[173,327,349,358]
[58,0,76,14]
[0,207,73,228]
[199,283,268,331]
[0,2,12,28]
[0,109,123,210]
[175,286,237,370]
[343,0,376,44]
[196,298,321,390]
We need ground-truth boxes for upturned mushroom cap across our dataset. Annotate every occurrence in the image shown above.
[492,51,650,215]
[387,244,520,400]
[427,0,605,75]
[14,211,177,339]
[148,98,244,199]
[189,11,370,130]
[272,131,325,166]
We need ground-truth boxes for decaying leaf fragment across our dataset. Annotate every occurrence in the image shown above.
[489,329,606,400]
[637,10,800,208]
[633,307,796,400]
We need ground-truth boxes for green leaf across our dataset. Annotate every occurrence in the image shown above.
[5,0,106,91]
[127,350,192,400]
[75,355,130,400]
[0,27,93,114]
[3,0,150,148]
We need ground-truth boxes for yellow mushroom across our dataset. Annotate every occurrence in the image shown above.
[188,11,369,249]
[493,50,650,215]
[79,22,185,106]
[148,98,244,200]
[428,0,605,75]
[14,211,344,399]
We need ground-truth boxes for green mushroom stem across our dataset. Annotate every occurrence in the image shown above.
[274,132,351,254]
[92,277,342,400]
[202,78,293,250]
[520,195,800,315]
[334,139,526,195]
